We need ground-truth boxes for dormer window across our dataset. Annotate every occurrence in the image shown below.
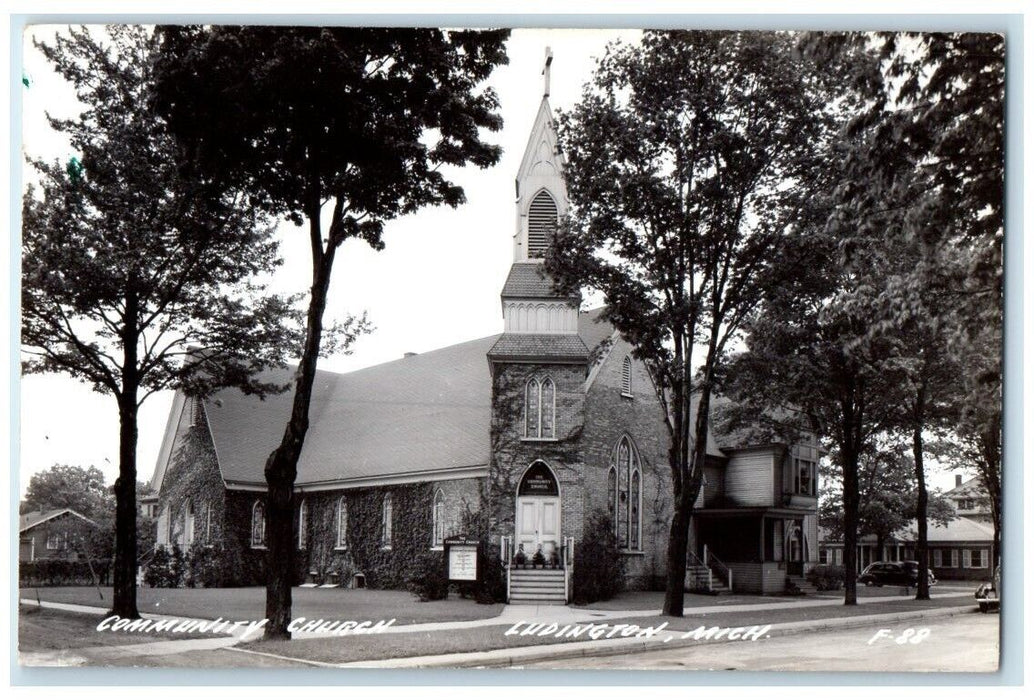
[527,190,558,258]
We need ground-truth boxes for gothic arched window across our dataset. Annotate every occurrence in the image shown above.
[527,190,558,258]
[613,437,643,550]
[250,500,265,548]
[298,499,308,550]
[335,497,348,549]
[621,356,633,396]
[184,500,195,545]
[607,466,617,517]
[432,489,446,548]
[381,493,393,548]
[525,376,557,439]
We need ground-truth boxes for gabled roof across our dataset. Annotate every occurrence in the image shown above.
[944,476,988,499]
[900,517,994,543]
[819,516,994,545]
[19,508,98,533]
[201,310,619,489]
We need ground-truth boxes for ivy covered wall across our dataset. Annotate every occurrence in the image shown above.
[224,477,488,589]
[487,362,588,545]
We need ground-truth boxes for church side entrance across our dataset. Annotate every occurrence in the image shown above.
[515,461,560,562]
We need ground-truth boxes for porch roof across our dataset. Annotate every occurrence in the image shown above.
[693,506,815,518]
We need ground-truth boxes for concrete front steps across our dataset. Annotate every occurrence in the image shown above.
[685,565,731,594]
[787,575,819,595]
[509,568,567,604]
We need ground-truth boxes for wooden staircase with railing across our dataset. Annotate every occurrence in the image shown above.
[686,545,734,595]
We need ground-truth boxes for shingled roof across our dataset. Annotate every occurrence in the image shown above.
[19,508,97,532]
[200,309,616,489]
[487,333,589,362]
[500,262,576,299]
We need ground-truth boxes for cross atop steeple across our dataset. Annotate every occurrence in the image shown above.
[542,46,553,98]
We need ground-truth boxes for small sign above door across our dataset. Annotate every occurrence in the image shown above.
[518,462,559,497]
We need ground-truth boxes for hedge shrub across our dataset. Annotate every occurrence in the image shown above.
[407,551,449,601]
[572,509,623,604]
[807,564,845,591]
[19,559,112,587]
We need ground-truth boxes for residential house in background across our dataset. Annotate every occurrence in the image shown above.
[944,474,993,523]
[18,508,98,562]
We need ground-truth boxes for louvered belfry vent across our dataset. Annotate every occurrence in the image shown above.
[527,190,558,258]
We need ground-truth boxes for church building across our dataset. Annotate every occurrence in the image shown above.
[146,55,820,601]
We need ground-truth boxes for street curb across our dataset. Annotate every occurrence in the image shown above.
[339,604,976,669]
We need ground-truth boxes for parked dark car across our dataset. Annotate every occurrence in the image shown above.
[975,564,1000,613]
[858,561,937,587]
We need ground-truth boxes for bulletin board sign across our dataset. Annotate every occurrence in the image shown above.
[444,536,480,582]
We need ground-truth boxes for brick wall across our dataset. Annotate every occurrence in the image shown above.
[155,404,229,553]
[580,337,672,590]
[487,361,588,546]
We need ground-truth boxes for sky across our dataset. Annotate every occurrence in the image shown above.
[16,27,644,492]
[14,22,989,498]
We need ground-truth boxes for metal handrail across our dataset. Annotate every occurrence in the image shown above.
[500,535,512,603]
[563,536,574,603]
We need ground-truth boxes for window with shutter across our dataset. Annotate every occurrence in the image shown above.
[527,190,558,258]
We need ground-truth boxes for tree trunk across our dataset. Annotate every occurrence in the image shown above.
[978,424,1001,569]
[112,288,141,619]
[913,398,930,600]
[662,385,712,617]
[841,439,860,606]
[662,484,693,617]
[111,392,140,618]
[263,250,336,640]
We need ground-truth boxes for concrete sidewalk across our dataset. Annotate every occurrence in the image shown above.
[20,588,977,668]
[321,605,976,669]
[21,589,973,641]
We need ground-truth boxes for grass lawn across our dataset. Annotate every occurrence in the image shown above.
[20,586,503,625]
[17,605,221,652]
[244,595,978,665]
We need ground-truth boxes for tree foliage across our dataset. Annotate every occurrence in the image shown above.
[547,30,844,616]
[819,443,956,548]
[152,26,510,638]
[23,464,112,517]
[22,26,301,618]
[809,31,1005,577]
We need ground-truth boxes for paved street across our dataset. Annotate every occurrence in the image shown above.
[520,609,999,672]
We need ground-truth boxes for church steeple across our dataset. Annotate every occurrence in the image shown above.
[513,47,569,264]
[488,48,586,361]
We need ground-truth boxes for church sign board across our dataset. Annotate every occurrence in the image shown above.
[444,536,480,582]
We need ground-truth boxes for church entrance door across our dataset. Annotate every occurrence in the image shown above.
[515,461,561,562]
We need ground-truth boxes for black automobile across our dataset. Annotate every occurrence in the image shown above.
[975,564,1000,613]
[858,560,937,587]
